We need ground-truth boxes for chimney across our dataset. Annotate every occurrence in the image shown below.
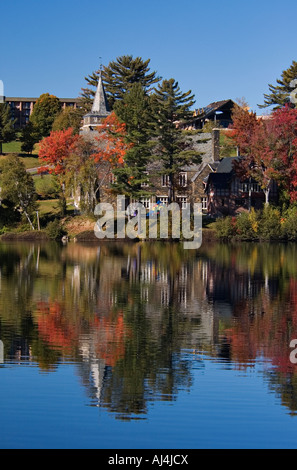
[212,128,220,161]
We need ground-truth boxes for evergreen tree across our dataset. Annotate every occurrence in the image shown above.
[20,121,38,154]
[151,79,202,203]
[0,103,15,154]
[30,93,62,140]
[111,83,154,199]
[259,60,297,109]
[81,55,160,110]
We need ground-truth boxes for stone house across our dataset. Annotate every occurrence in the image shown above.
[205,157,278,217]
[78,71,223,213]
[96,129,222,213]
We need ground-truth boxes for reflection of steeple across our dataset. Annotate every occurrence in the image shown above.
[0,340,3,363]
[80,68,110,133]
[77,335,107,405]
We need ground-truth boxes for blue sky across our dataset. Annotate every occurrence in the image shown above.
[1,0,297,113]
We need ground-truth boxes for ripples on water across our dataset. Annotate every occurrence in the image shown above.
[1,241,297,448]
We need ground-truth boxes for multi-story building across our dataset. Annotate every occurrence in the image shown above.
[4,96,80,128]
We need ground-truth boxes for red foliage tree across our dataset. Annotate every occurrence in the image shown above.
[93,111,132,167]
[267,106,297,201]
[38,127,81,175]
[229,104,260,157]
[231,105,297,204]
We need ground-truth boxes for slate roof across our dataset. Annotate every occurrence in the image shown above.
[84,72,110,119]
[215,156,241,173]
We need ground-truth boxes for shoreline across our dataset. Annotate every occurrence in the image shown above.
[0,228,218,243]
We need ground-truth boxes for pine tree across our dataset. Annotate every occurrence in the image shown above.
[81,55,161,111]
[20,121,38,154]
[0,103,15,154]
[150,79,202,203]
[111,83,154,200]
[259,60,297,109]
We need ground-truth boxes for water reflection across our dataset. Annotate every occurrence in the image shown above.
[1,241,297,418]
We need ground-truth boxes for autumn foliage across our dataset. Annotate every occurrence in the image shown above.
[37,301,78,354]
[38,127,81,175]
[92,312,131,367]
[268,106,297,201]
[230,104,297,202]
[94,111,132,167]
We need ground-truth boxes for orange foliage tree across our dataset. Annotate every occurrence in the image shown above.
[94,111,131,167]
[38,127,81,175]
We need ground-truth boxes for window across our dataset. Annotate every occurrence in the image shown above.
[141,171,149,187]
[158,196,168,206]
[216,188,229,196]
[241,183,249,192]
[162,175,170,187]
[251,183,261,192]
[109,173,116,184]
[179,172,187,187]
[240,182,262,193]
[201,197,207,210]
[140,197,151,209]
[177,196,188,209]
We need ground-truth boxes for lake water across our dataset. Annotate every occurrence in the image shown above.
[1,240,297,449]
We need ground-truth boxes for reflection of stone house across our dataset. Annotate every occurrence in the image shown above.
[205,157,278,216]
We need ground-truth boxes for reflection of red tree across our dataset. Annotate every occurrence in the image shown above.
[37,301,77,354]
[289,279,297,329]
[36,300,131,366]
[92,312,130,367]
[223,282,297,375]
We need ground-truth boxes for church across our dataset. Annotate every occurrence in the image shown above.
[80,71,110,134]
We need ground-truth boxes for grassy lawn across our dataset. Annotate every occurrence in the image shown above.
[1,138,41,170]
[2,140,22,153]
[20,155,40,169]
[38,199,60,215]
[0,153,40,169]
[37,199,76,218]
[2,139,39,155]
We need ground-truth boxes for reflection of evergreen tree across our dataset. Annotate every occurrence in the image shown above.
[99,248,195,419]
[4,240,297,418]
[266,371,297,416]
[0,245,38,358]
